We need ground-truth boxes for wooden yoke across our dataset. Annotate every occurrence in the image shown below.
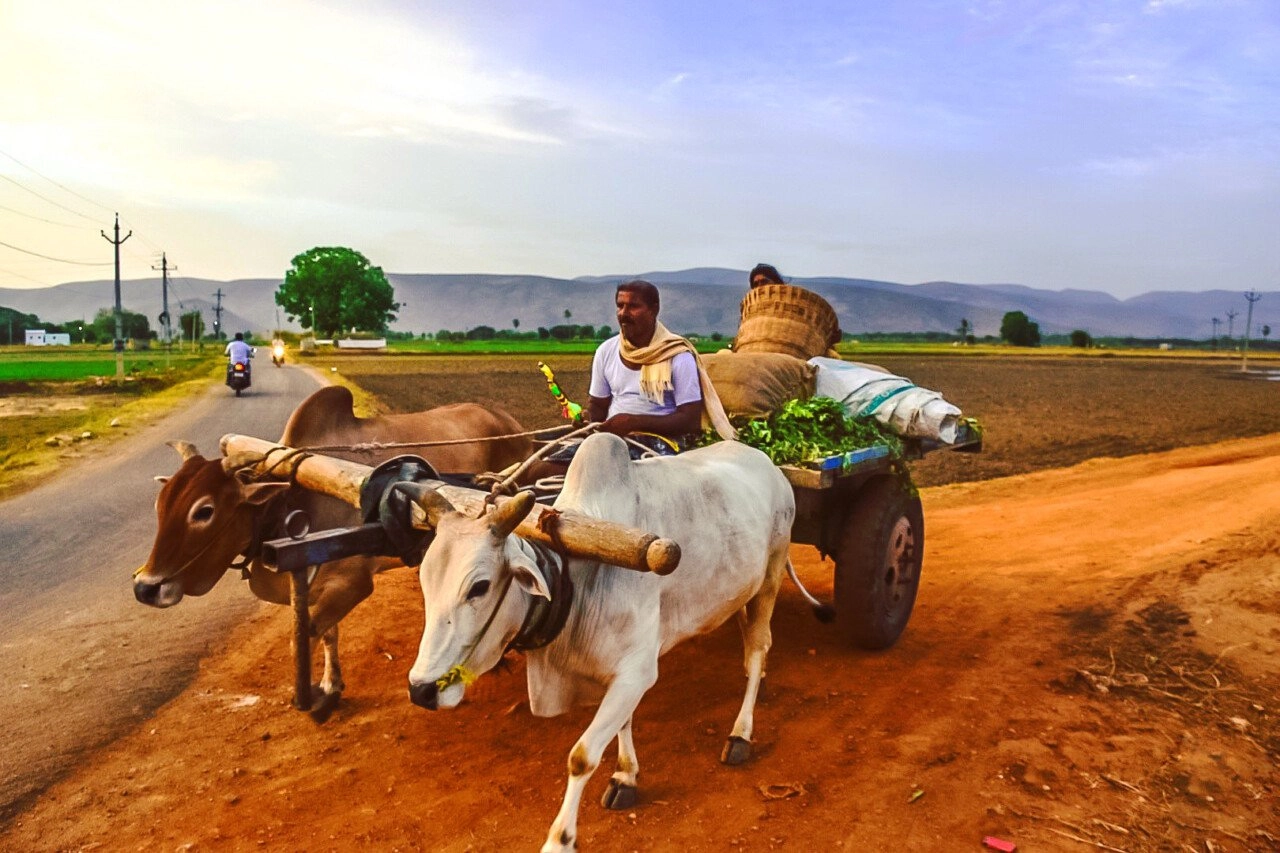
[220,434,681,575]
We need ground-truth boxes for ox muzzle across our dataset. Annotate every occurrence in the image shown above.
[132,573,181,608]
[408,681,439,710]
[134,581,161,606]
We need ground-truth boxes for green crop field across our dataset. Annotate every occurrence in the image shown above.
[0,348,218,383]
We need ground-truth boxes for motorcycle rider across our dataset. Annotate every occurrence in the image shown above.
[225,332,254,366]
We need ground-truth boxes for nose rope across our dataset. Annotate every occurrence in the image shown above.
[133,510,245,582]
[434,516,575,691]
[434,574,515,692]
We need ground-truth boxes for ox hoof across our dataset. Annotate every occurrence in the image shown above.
[721,736,752,766]
[308,690,342,724]
[601,779,638,810]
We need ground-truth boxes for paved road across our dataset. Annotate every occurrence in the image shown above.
[0,360,323,822]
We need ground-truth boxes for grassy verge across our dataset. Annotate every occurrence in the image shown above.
[0,361,223,501]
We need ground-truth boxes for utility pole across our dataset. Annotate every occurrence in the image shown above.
[101,212,132,384]
[152,253,175,348]
[1211,317,1220,349]
[1226,309,1238,341]
[1241,290,1261,373]
[212,288,225,341]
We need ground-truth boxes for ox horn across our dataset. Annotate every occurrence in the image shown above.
[408,486,458,532]
[167,439,201,461]
[488,490,536,539]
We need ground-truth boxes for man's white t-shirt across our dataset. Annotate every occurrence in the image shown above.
[225,340,253,363]
[589,335,701,417]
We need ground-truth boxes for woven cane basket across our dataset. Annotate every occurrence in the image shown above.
[734,283,840,360]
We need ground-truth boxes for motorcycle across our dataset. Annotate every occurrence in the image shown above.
[226,360,252,396]
[271,341,285,367]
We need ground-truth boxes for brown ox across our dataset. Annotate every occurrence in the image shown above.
[133,385,531,704]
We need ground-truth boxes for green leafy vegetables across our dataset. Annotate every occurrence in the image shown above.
[708,396,905,466]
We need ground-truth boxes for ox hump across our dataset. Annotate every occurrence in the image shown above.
[557,433,634,506]
[280,386,360,446]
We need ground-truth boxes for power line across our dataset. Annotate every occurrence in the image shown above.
[0,147,115,216]
[0,265,56,287]
[0,201,80,227]
[0,174,100,222]
[0,238,112,266]
[1,152,177,284]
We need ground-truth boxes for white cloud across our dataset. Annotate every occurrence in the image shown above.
[651,72,691,101]
[3,1,587,155]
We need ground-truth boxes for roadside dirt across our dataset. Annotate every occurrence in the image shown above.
[0,395,90,418]
[3,355,1277,851]
[3,436,1276,850]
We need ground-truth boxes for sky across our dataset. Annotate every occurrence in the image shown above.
[1,0,1278,298]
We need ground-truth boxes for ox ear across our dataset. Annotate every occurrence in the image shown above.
[508,549,551,601]
[154,475,170,485]
[241,481,291,506]
[488,490,535,539]
[167,439,201,461]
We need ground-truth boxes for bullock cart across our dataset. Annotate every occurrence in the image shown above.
[221,424,979,712]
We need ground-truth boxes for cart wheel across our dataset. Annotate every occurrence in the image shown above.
[833,476,924,650]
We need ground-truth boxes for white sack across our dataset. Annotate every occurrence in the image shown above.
[808,357,963,444]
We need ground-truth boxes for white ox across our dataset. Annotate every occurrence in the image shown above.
[407,433,796,852]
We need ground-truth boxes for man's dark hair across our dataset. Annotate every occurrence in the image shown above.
[749,263,784,287]
[616,279,660,312]
[234,332,244,341]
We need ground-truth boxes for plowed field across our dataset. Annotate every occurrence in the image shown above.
[3,355,1278,852]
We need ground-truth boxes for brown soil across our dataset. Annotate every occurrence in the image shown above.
[4,356,1278,852]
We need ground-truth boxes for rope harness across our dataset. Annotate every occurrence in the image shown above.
[300,425,564,455]
[221,447,314,574]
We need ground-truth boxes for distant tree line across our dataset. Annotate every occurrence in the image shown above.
[0,305,155,344]
[0,304,239,345]
[433,324,614,343]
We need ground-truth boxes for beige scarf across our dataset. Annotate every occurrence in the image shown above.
[618,321,736,440]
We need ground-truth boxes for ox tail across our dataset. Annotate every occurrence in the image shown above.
[786,559,836,623]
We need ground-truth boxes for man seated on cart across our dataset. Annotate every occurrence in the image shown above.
[588,279,735,455]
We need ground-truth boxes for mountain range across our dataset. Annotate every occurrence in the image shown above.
[1,269,1272,340]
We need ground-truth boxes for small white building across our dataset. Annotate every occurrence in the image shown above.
[24,330,72,346]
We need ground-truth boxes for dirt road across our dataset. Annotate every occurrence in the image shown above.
[4,430,1275,851]
[0,362,323,823]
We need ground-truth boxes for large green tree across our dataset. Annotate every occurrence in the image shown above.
[1000,310,1041,347]
[275,247,399,336]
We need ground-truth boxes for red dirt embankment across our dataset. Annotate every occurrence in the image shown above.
[4,433,1277,851]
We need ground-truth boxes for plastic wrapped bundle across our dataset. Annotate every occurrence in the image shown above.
[808,357,963,444]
